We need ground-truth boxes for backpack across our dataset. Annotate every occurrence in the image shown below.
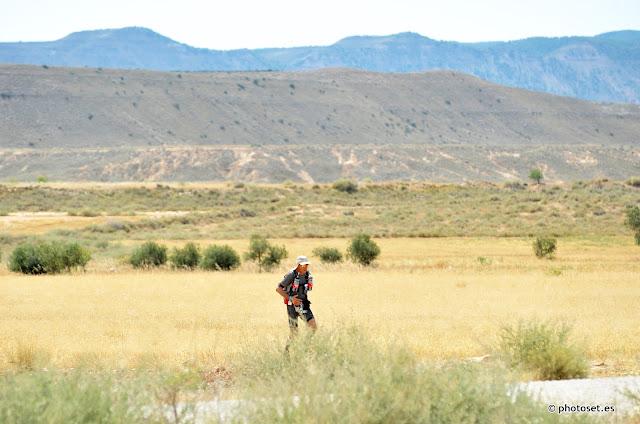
[284,269,313,304]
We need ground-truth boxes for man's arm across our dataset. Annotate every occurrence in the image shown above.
[275,271,294,299]
[276,285,288,299]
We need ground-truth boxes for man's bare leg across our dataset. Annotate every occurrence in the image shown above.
[285,316,299,354]
[307,318,317,331]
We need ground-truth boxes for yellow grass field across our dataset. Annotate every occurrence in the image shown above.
[1,237,639,376]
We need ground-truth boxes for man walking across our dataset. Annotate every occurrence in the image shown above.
[276,255,317,337]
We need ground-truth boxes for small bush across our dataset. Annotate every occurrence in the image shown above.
[332,179,358,194]
[129,241,167,268]
[169,242,201,269]
[625,205,640,245]
[239,208,256,217]
[96,240,109,250]
[69,209,100,217]
[89,220,130,233]
[201,245,241,271]
[529,168,543,184]
[244,234,288,271]
[533,237,556,259]
[262,244,288,270]
[61,242,91,271]
[498,319,588,380]
[626,177,640,188]
[9,241,91,274]
[347,233,380,266]
[504,181,525,190]
[312,246,343,263]
[80,209,100,217]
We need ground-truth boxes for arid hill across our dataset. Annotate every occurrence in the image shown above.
[0,64,638,182]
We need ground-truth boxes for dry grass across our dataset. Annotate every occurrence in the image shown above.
[0,213,137,235]
[1,237,639,376]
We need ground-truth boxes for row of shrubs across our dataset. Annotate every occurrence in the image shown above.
[312,233,381,265]
[130,241,242,271]
[5,233,571,274]
[129,234,289,272]
[4,233,382,274]
[8,241,91,274]
[129,233,383,271]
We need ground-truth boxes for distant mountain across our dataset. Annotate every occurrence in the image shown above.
[1,64,639,182]
[0,27,639,103]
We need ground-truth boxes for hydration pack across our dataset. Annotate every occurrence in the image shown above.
[284,269,313,305]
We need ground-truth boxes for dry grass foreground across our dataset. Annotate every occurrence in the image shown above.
[1,237,639,376]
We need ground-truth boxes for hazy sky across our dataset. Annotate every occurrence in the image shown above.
[2,0,639,49]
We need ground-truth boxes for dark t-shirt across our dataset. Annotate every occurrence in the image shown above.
[278,268,313,303]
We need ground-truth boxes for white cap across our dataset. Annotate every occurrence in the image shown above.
[296,255,310,265]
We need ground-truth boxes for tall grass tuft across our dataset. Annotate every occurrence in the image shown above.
[0,370,151,423]
[498,319,588,380]
[232,326,568,423]
[7,341,50,371]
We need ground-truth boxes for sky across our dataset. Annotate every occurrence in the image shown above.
[2,0,639,50]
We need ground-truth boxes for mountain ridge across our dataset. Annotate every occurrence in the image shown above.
[1,27,639,103]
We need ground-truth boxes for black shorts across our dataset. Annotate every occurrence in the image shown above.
[287,303,314,328]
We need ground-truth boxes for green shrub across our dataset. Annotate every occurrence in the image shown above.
[80,209,100,217]
[498,319,588,380]
[69,209,99,217]
[96,240,109,250]
[347,233,380,266]
[625,205,640,245]
[201,245,241,271]
[312,246,343,263]
[61,242,91,271]
[169,242,201,269]
[332,178,358,194]
[626,177,640,188]
[9,241,91,274]
[504,181,525,190]
[262,244,287,270]
[129,241,167,268]
[529,168,543,184]
[533,237,557,259]
[9,243,54,274]
[244,234,288,271]
[234,326,558,423]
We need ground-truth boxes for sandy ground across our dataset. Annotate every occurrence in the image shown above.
[0,211,189,234]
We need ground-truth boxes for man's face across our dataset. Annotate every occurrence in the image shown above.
[297,263,308,273]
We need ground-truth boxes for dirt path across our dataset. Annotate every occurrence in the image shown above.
[154,375,640,423]
[515,375,640,419]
